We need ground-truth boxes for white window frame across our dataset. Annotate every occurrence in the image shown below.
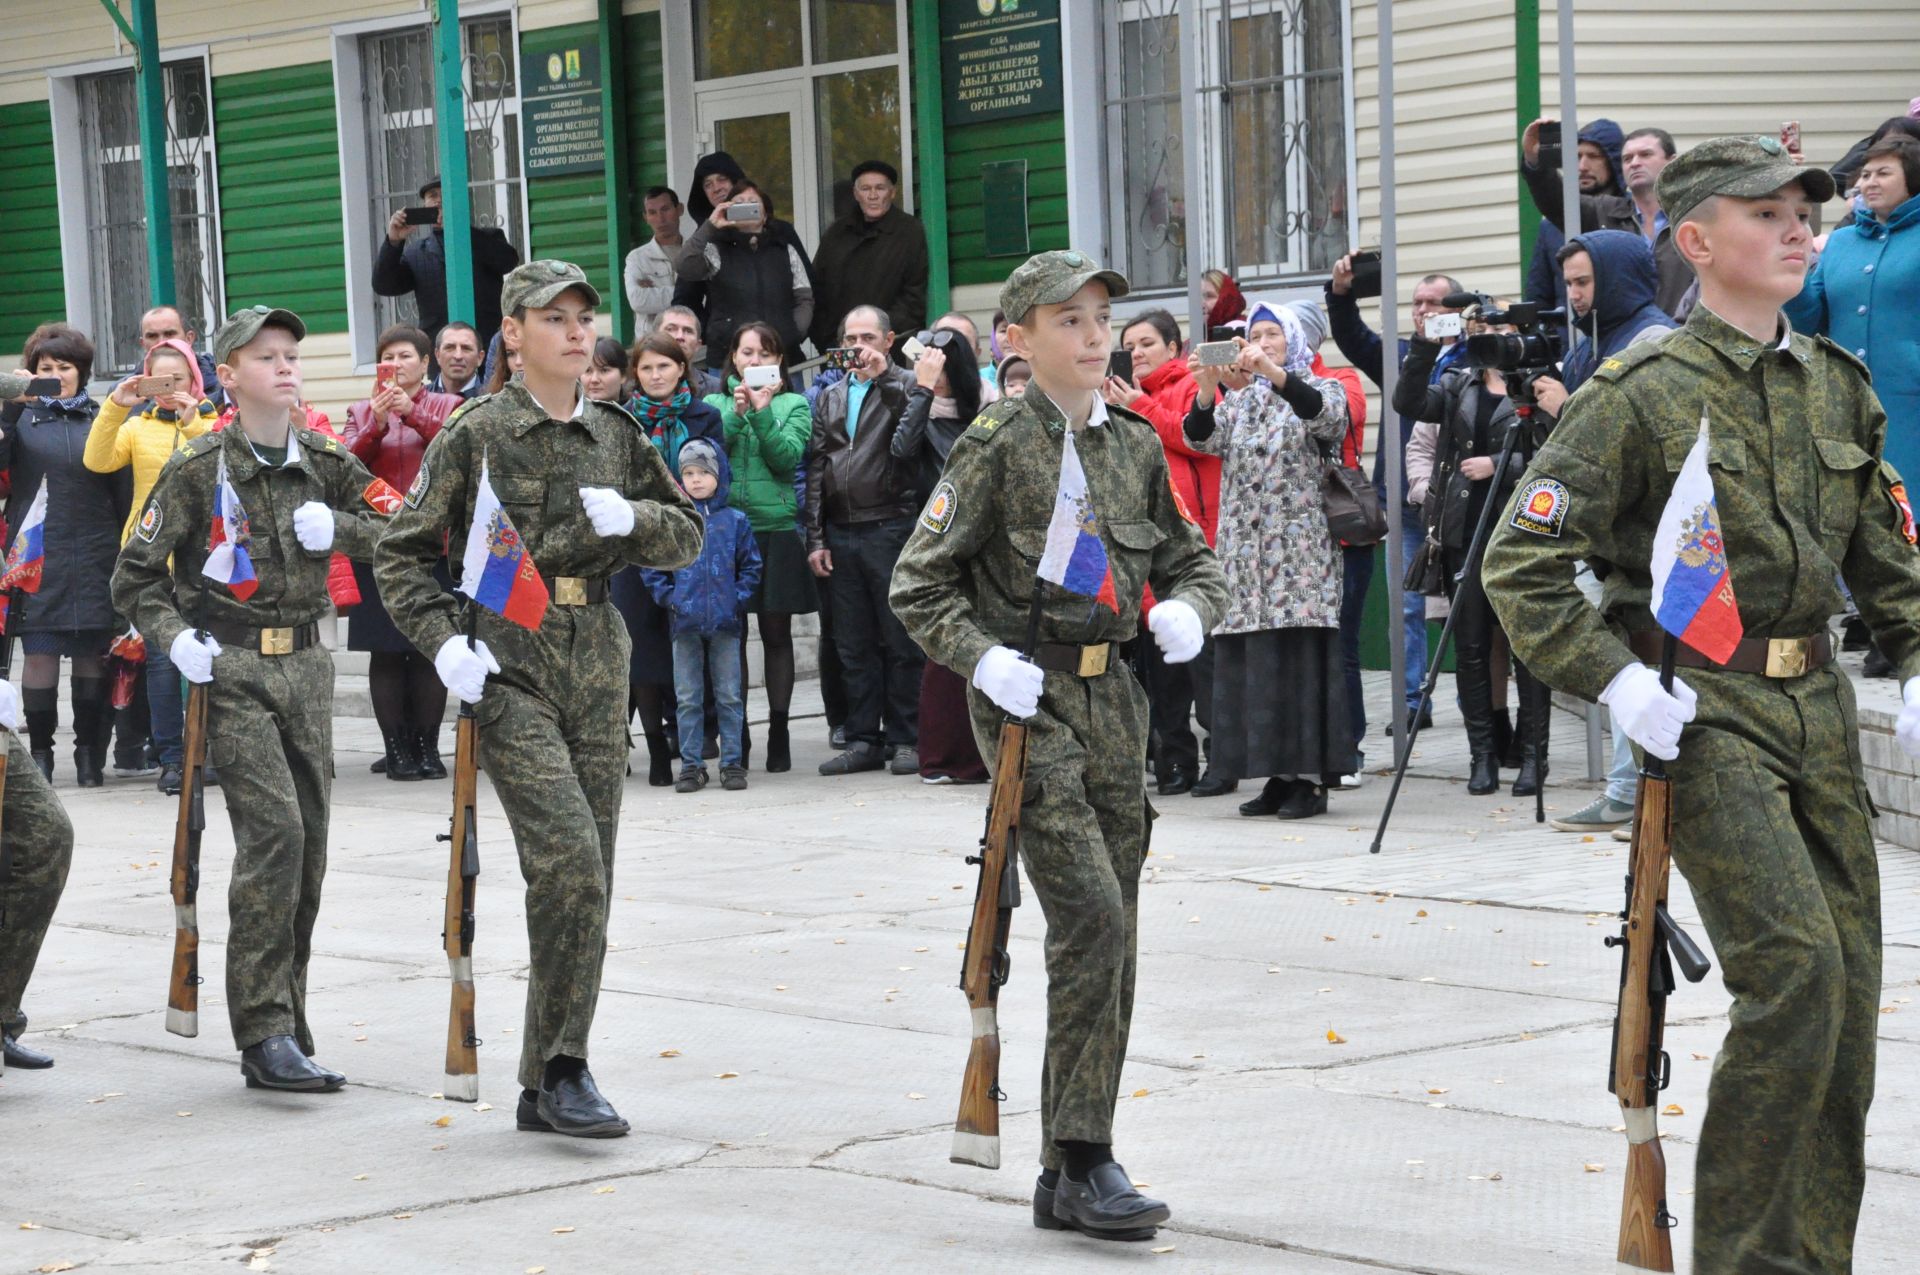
[332,1,530,371]
[46,44,224,384]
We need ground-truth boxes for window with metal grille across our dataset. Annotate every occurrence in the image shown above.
[1103,0,1351,293]
[77,59,222,376]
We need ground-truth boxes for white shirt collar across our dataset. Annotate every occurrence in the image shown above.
[243,425,302,468]
[1086,396,1110,429]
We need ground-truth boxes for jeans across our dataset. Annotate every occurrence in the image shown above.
[1573,561,1639,805]
[146,639,184,768]
[1400,515,1428,710]
[825,517,923,747]
[1339,544,1374,766]
[673,632,744,769]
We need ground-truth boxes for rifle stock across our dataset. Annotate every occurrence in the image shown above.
[951,715,1029,1169]
[166,680,209,1038]
[439,701,481,1101]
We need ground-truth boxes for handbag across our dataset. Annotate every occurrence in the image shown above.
[1319,435,1387,546]
[1403,527,1448,596]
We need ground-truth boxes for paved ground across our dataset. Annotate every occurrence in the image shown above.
[7,671,1920,1274]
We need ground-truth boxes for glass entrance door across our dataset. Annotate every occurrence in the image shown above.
[695,83,813,248]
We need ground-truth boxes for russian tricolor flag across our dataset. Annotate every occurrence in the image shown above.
[458,453,550,629]
[1650,410,1743,664]
[201,452,259,601]
[1036,430,1119,613]
[0,477,49,630]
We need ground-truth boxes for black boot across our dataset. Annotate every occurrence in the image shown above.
[643,730,674,786]
[25,687,56,783]
[415,727,447,780]
[765,711,791,773]
[382,730,423,781]
[1456,615,1500,796]
[1274,781,1329,820]
[1511,663,1550,798]
[1239,777,1291,816]
[70,679,108,788]
[1491,707,1519,770]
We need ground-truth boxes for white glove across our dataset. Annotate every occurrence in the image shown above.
[579,487,636,538]
[292,501,335,551]
[0,681,19,731]
[1599,663,1699,762]
[170,630,223,685]
[1147,598,1205,664]
[434,634,500,705]
[1897,677,1920,760]
[971,645,1045,719]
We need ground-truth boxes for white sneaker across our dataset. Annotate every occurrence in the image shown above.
[1338,772,1363,790]
[921,773,955,785]
[1612,824,1633,842]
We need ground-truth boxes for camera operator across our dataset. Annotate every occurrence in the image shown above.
[1393,300,1564,800]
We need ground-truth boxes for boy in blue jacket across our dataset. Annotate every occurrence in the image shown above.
[644,438,762,791]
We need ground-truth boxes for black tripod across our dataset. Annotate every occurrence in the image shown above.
[1370,400,1548,854]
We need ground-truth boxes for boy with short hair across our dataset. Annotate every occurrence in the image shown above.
[1484,136,1920,1272]
[642,438,761,792]
[112,306,389,1094]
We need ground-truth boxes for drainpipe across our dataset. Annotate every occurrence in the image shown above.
[910,1,950,317]
[600,0,634,339]
[433,0,475,326]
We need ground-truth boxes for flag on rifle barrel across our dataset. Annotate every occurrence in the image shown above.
[201,452,259,601]
[458,451,550,629]
[1649,409,1743,663]
[0,477,49,630]
[1036,430,1119,612]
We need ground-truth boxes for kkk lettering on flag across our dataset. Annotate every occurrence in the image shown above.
[201,453,259,601]
[459,452,550,629]
[0,477,49,631]
[1036,429,1119,612]
[1649,410,1743,664]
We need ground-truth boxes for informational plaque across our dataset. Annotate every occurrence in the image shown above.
[520,35,603,176]
[940,0,1063,128]
[980,160,1030,257]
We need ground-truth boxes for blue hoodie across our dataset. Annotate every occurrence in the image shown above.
[1525,119,1626,321]
[641,441,763,637]
[1559,229,1676,392]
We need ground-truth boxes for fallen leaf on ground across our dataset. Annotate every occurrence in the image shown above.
[19,1222,40,1230]
[392,1213,413,1220]
[551,1226,574,1234]
[906,1092,926,1100]
[659,1049,682,1058]
[352,1174,368,1181]
[914,946,929,953]
[1151,1246,1175,1254]
[593,1186,616,1194]
[1664,1104,1685,1116]
[175,1111,192,1118]
[715,1071,739,1079]
[1326,1029,1346,1044]
[38,1263,77,1274]
[1131,1088,1149,1098]
[1530,960,1550,968]
[526,1268,547,1274]
[774,984,788,991]
[474,1103,493,1112]
[1584,1163,1606,1173]
[1416,909,1428,917]
[1427,1087,1448,1095]
[432,1115,452,1128]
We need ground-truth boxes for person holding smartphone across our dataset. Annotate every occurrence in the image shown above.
[675,178,814,369]
[373,175,521,352]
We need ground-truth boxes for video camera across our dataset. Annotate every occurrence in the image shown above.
[1445,292,1565,405]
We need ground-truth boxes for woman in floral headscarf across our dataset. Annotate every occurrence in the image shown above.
[1181,300,1352,820]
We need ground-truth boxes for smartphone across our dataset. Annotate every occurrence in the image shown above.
[900,335,928,363]
[1537,120,1563,170]
[1347,250,1382,299]
[401,206,439,227]
[1207,326,1239,343]
[1108,349,1134,381]
[134,374,180,398]
[724,202,763,223]
[823,347,863,372]
[1195,341,1240,368]
[1781,120,1802,152]
[1424,314,1465,341]
[25,377,62,397]
[372,361,400,398]
[742,364,782,390]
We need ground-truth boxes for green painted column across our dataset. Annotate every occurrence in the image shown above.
[1514,0,1543,270]
[909,0,950,317]
[128,0,175,306]
[599,0,634,340]
[433,0,475,325]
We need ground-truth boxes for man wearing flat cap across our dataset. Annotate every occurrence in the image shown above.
[891,251,1226,1241]
[376,260,702,1139]
[1484,137,1920,1272]
[809,158,930,354]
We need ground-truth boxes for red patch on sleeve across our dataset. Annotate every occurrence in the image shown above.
[363,478,405,516]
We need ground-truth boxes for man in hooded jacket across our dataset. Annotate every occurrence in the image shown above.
[1524,119,1625,330]
[1557,228,1677,393]
[672,151,819,336]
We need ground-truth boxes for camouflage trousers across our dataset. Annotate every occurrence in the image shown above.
[1667,664,1879,1275]
[205,644,335,1053]
[0,729,75,1023]
[967,658,1154,1171]
[474,603,629,1090]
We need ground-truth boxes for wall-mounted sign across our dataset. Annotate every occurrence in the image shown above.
[520,34,603,176]
[940,0,1062,128]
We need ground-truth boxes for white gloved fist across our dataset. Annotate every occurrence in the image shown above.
[1148,598,1205,664]
[292,500,335,551]
[0,681,19,731]
[434,635,501,705]
[1599,663,1698,762]
[170,630,223,685]
[972,645,1045,719]
[1896,677,1920,760]
[579,487,636,538]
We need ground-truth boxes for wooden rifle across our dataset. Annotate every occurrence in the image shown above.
[167,621,211,1037]
[437,608,482,1100]
[1607,635,1712,1270]
[951,584,1043,1169]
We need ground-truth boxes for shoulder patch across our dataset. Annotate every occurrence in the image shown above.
[364,477,405,516]
[966,398,1024,438]
[135,499,163,544]
[920,480,958,535]
[1591,340,1665,383]
[1509,477,1570,538]
[181,432,222,459]
[404,454,431,509]
[1883,461,1916,546]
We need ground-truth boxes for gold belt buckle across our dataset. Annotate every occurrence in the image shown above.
[1765,635,1812,678]
[1077,643,1110,678]
[554,577,587,606]
[259,626,295,656]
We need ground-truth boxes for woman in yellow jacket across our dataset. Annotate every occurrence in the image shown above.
[84,337,214,794]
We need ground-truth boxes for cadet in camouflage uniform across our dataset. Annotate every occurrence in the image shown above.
[1482,138,1920,1272]
[890,251,1227,1240]
[375,261,701,1139]
[0,371,76,1075]
[112,307,386,1093]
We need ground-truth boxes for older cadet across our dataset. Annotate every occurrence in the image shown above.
[1482,137,1920,1273]
[376,261,701,1139]
[112,307,386,1093]
[0,372,76,1074]
[890,251,1227,1241]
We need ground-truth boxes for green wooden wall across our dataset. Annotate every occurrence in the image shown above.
[0,101,65,358]
[940,114,1068,287]
[623,10,670,241]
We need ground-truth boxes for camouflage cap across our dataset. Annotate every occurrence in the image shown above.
[0,371,30,401]
[1657,135,1837,226]
[212,305,307,365]
[999,250,1130,325]
[501,259,601,314]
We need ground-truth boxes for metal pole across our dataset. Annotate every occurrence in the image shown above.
[1514,0,1542,269]
[599,0,633,340]
[911,0,951,319]
[1557,0,1579,351]
[1180,0,1207,339]
[130,0,175,307]
[433,0,476,327]
[1377,0,1406,741]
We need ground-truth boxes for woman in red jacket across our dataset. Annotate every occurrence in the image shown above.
[340,324,463,780]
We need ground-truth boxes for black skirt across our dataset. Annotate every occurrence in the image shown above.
[610,566,674,686]
[1208,627,1355,784]
[746,527,820,616]
[348,558,453,653]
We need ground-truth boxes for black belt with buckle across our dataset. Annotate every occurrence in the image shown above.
[204,620,320,656]
[542,575,609,606]
[1018,641,1114,678]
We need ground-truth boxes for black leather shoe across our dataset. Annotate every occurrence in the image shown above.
[1385,706,1434,736]
[1051,1162,1170,1236]
[1512,757,1546,797]
[818,742,885,776]
[1467,753,1499,796]
[30,748,53,782]
[3,1031,54,1069]
[516,1087,553,1132]
[1156,767,1194,797]
[240,1035,344,1092]
[1190,768,1238,798]
[536,1068,630,1138]
[829,724,848,751]
[1239,777,1291,817]
[1274,782,1328,820]
[158,764,184,796]
[1033,1173,1156,1241]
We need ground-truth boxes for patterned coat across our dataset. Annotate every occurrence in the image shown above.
[1185,375,1348,634]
